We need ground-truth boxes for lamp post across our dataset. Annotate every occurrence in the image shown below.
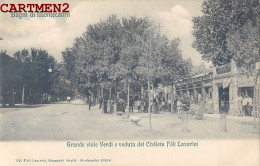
[147,51,152,130]
[47,65,52,102]
[253,61,260,131]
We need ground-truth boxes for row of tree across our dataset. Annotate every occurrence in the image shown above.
[61,15,192,112]
[2,49,73,105]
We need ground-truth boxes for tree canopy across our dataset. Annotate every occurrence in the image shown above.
[14,48,57,103]
[193,0,259,68]
[62,15,191,100]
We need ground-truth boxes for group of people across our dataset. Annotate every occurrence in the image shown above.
[96,95,172,114]
[129,97,148,113]
[89,92,255,118]
[98,97,126,114]
[237,95,253,116]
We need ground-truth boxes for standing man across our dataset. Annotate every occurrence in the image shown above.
[168,97,171,112]
[237,94,243,116]
[242,95,252,116]
[119,98,125,113]
[88,96,92,111]
[136,98,141,113]
[103,99,108,113]
[140,99,145,113]
[129,96,134,113]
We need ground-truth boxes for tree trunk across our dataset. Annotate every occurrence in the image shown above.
[141,85,144,99]
[109,86,112,113]
[22,85,25,104]
[148,78,152,130]
[127,83,130,113]
[171,84,174,112]
[2,89,7,107]
[12,88,15,106]
[101,86,104,99]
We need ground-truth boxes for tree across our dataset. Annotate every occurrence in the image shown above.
[63,15,191,130]
[14,49,57,104]
[227,21,259,70]
[50,63,74,101]
[126,28,191,126]
[193,0,259,66]
[66,15,156,111]
[191,62,210,76]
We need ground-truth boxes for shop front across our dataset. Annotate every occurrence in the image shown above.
[175,61,259,117]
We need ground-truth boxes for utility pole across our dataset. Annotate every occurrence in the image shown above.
[253,62,260,131]
[127,80,130,113]
[147,49,152,130]
[124,30,153,130]
[22,85,25,104]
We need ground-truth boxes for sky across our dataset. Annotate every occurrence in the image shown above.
[0,0,209,66]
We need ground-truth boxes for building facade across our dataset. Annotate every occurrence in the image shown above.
[0,53,22,107]
[173,61,259,116]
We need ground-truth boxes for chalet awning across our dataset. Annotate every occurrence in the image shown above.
[223,78,232,88]
[215,78,232,88]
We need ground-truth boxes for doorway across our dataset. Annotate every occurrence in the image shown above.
[218,86,229,113]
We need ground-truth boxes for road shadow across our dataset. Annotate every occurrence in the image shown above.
[0,104,46,109]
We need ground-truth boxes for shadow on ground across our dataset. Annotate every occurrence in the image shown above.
[0,104,47,109]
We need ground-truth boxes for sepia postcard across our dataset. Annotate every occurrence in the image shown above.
[0,0,259,165]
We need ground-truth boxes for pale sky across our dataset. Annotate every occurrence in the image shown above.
[0,0,209,66]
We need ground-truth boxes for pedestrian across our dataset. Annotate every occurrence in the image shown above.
[161,98,165,112]
[177,98,182,118]
[99,97,103,109]
[168,97,171,112]
[246,102,250,116]
[89,98,92,111]
[155,98,159,114]
[144,98,148,113]
[153,98,159,114]
[103,99,108,113]
[119,98,125,113]
[136,99,141,113]
[237,94,243,116]
[130,97,134,113]
[140,99,145,113]
[242,95,252,116]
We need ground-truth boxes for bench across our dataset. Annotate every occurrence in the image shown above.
[116,111,124,116]
[130,117,141,125]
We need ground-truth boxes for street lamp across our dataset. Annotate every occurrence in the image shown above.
[48,64,52,73]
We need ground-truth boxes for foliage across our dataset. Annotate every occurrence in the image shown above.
[193,0,259,67]
[227,21,260,69]
[13,48,57,103]
[62,15,192,100]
